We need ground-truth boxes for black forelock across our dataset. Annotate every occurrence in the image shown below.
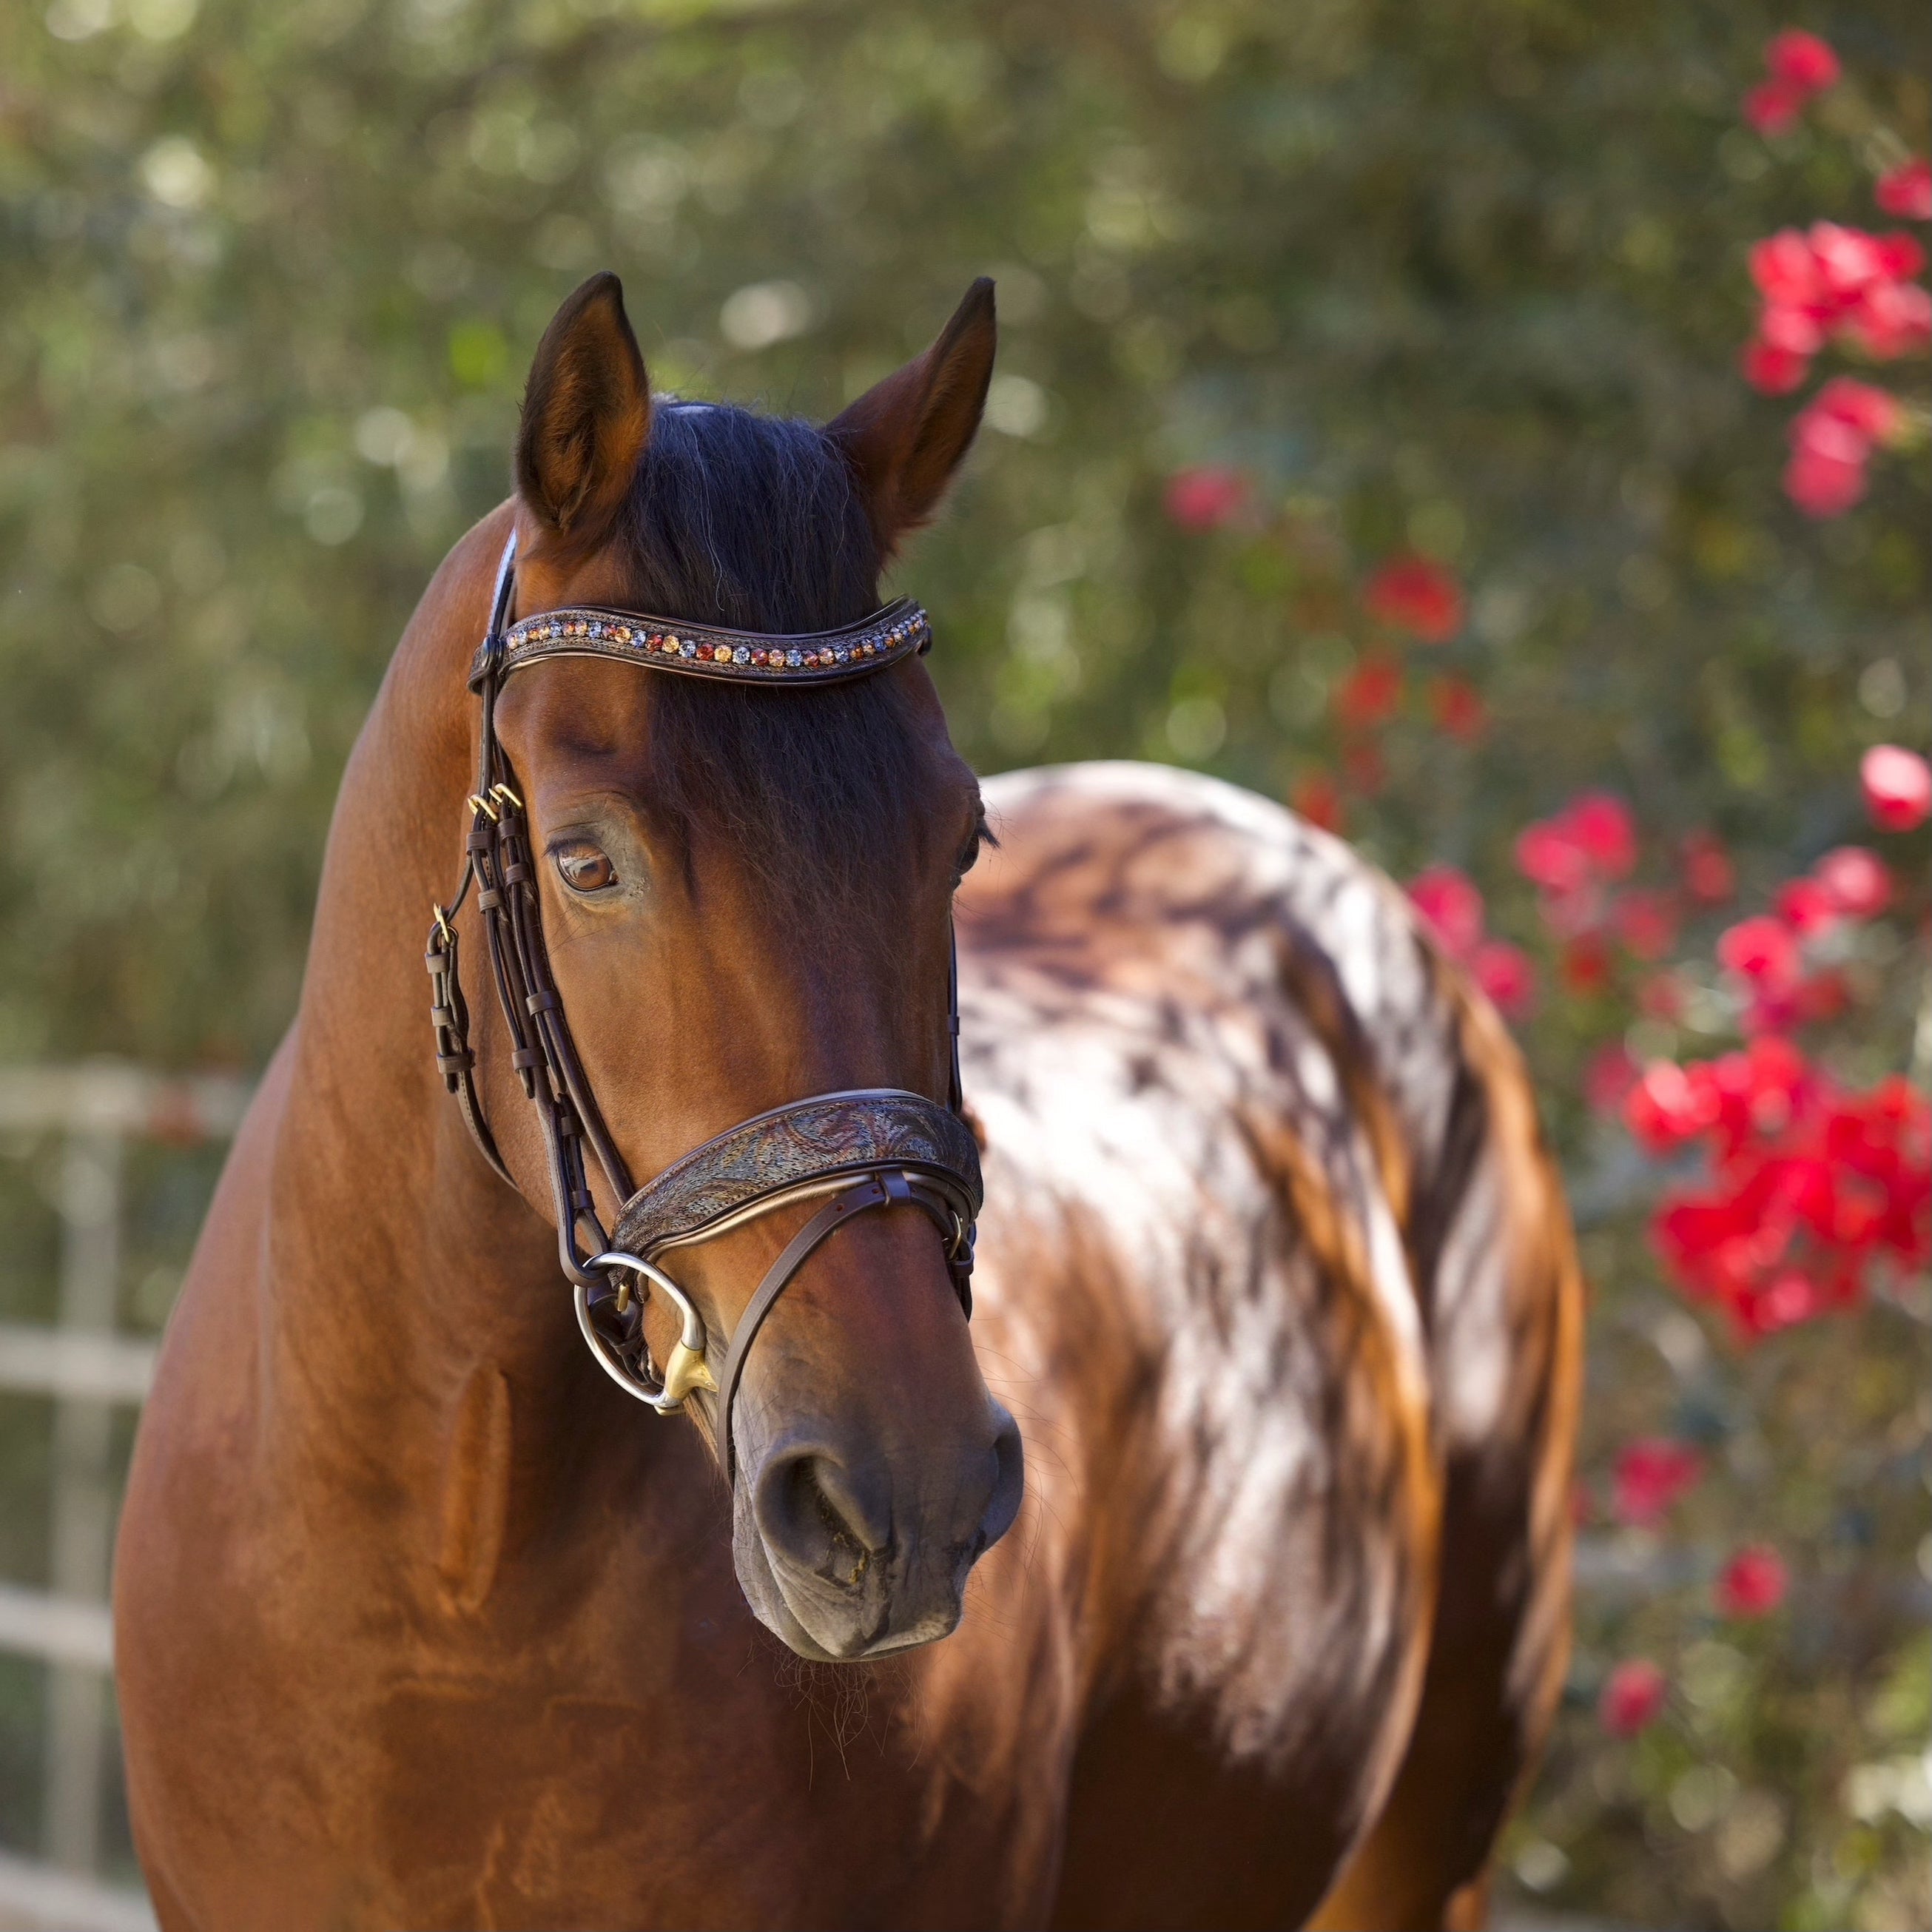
[607,402,938,935]
[615,401,878,632]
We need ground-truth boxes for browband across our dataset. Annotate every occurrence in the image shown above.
[609,1088,982,1262]
[470,596,931,691]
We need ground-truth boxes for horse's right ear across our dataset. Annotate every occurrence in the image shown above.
[514,272,650,551]
[828,278,996,561]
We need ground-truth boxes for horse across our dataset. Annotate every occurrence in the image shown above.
[115,272,1582,1931]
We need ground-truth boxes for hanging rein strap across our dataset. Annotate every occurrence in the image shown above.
[426,531,979,1476]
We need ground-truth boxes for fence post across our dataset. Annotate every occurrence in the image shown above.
[44,1125,122,1873]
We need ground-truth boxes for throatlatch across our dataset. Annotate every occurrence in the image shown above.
[427,531,979,1481]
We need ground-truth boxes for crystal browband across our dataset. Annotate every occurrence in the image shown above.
[470,594,931,690]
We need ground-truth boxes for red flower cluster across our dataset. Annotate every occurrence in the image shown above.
[1625,1040,1931,1338]
[1405,865,1538,1020]
[1513,794,1724,997]
[1612,888,1679,961]
[1861,744,1932,832]
[1877,158,1932,223]
[1599,1659,1667,1737]
[1429,673,1487,742]
[1363,555,1465,643]
[1516,792,1637,898]
[1612,1437,1703,1525]
[1162,465,1250,531]
[1743,228,1930,397]
[1703,840,1896,1031]
[1586,1041,1640,1116]
[1290,767,1343,834]
[1333,653,1403,731]
[1514,790,1649,949]
[1743,30,1840,136]
[1715,1544,1790,1618]
[1680,828,1737,903]
[1785,378,1909,516]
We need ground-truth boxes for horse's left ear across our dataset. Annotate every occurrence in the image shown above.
[828,278,995,559]
[515,272,651,552]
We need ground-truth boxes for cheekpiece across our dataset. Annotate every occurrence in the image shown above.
[471,596,931,691]
[610,1089,983,1264]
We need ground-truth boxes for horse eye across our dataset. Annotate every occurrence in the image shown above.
[554,841,618,894]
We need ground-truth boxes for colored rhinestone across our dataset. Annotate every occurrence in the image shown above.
[617,627,631,643]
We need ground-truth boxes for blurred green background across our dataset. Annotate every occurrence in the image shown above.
[0,0,1927,1926]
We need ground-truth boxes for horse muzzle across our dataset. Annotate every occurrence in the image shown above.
[731,1395,1025,1662]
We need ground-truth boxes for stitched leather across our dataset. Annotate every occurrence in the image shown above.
[609,1089,980,1260]
[471,596,929,691]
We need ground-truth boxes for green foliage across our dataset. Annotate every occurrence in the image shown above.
[0,0,1925,1921]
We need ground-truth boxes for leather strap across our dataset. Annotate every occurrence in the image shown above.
[607,1088,980,1261]
[714,1171,960,1486]
[425,906,512,1188]
[476,596,930,691]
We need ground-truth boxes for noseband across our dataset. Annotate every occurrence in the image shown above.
[425,533,980,1482]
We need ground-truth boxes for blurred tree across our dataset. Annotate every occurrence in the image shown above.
[0,0,1925,1922]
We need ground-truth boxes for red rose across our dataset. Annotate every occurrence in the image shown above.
[1614,1438,1702,1525]
[1876,158,1932,222]
[1407,865,1485,961]
[1363,556,1465,644]
[1718,916,1802,992]
[1861,745,1931,832]
[1162,465,1250,531]
[1715,1545,1790,1618]
[1765,29,1840,94]
[1333,655,1404,731]
[1472,940,1537,1020]
[1599,1660,1666,1737]
[1812,846,1890,918]
[1680,829,1735,903]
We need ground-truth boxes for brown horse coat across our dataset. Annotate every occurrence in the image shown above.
[115,278,1581,1931]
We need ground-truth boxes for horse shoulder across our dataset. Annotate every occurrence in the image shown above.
[959,764,1444,1922]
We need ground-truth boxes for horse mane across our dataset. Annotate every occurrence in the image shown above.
[603,400,931,932]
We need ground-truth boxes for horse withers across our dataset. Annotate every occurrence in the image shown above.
[115,272,1582,1930]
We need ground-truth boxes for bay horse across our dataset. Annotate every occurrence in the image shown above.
[115,273,1582,1930]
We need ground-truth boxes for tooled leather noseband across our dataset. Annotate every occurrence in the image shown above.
[426,533,980,1482]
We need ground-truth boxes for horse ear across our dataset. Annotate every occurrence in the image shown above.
[829,278,996,560]
[515,272,650,550]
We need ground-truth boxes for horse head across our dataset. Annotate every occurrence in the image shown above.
[474,272,1023,1662]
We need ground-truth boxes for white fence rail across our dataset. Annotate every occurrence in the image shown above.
[0,1063,249,1932]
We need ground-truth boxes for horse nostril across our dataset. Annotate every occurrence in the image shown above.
[755,1447,889,1589]
[977,1399,1026,1557]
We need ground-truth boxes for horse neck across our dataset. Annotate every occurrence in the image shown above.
[263,509,592,1473]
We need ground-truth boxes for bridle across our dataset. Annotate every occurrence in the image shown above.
[425,532,980,1482]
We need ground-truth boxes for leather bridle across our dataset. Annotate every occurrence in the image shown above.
[426,533,980,1482]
